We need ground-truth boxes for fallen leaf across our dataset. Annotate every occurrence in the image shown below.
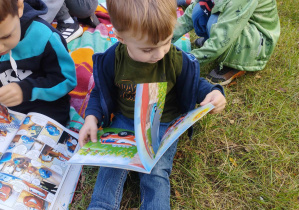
[174,151,184,159]
[255,74,261,79]
[244,145,253,152]
[232,98,243,104]
[227,141,238,147]
[175,190,181,199]
[279,87,287,92]
[227,81,237,87]
[275,169,282,176]
[229,157,238,167]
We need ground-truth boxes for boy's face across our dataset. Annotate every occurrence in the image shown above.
[0,13,22,56]
[116,31,173,63]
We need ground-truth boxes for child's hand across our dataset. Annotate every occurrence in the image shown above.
[78,115,99,147]
[200,90,226,114]
[0,83,23,107]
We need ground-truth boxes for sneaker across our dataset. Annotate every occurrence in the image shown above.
[194,37,206,48]
[56,20,83,43]
[207,66,246,85]
[78,13,100,28]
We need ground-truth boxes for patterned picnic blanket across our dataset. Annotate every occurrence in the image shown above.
[67,1,191,131]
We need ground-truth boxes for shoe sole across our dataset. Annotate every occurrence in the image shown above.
[66,26,84,43]
[207,70,246,86]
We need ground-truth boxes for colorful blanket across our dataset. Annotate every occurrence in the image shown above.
[67,1,191,131]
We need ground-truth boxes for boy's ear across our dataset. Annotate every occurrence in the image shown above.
[114,30,125,44]
[17,0,24,18]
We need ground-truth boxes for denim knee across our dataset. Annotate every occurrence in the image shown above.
[88,167,128,210]
[192,3,209,38]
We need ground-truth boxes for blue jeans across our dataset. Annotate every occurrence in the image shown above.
[40,0,98,23]
[88,113,178,210]
[192,3,219,40]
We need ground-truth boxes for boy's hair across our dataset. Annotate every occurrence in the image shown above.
[0,0,19,22]
[107,0,177,44]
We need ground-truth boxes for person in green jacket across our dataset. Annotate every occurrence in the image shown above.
[173,0,280,85]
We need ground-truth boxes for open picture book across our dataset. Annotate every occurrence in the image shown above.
[68,82,214,174]
[0,105,81,210]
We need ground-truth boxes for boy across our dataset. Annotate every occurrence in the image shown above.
[0,0,77,125]
[172,0,280,85]
[79,0,226,209]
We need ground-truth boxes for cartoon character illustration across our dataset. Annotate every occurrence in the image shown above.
[28,124,42,136]
[23,116,30,125]
[39,168,52,179]
[0,129,8,137]
[23,195,45,210]
[7,142,15,150]
[40,146,69,162]
[0,173,19,182]
[29,187,46,198]
[0,152,12,164]
[65,137,77,154]
[150,103,157,126]
[13,157,30,172]
[27,166,38,174]
[0,105,12,124]
[0,182,12,201]
[21,135,35,144]
[164,114,186,136]
[101,131,136,147]
[45,124,60,136]
[193,108,210,121]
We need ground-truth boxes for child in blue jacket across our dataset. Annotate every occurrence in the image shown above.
[78,0,226,209]
[0,0,77,125]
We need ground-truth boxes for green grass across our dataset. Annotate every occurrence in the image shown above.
[70,1,298,209]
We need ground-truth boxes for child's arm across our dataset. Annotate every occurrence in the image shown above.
[78,115,99,147]
[195,77,226,113]
[16,33,76,104]
[200,90,226,114]
[172,1,198,43]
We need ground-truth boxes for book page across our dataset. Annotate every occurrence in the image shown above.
[68,128,147,173]
[134,83,166,172]
[0,112,80,210]
[147,103,215,172]
[0,105,26,155]
[51,165,82,210]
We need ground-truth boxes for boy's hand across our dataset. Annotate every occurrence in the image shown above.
[0,83,23,107]
[78,115,99,147]
[200,90,226,114]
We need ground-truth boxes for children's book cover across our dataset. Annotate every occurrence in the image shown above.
[68,82,214,173]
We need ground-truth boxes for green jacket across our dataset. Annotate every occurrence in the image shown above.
[173,0,280,71]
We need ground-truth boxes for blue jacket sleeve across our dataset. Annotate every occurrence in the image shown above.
[85,84,104,125]
[84,44,118,127]
[196,78,225,104]
[178,51,225,109]
[17,32,77,102]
